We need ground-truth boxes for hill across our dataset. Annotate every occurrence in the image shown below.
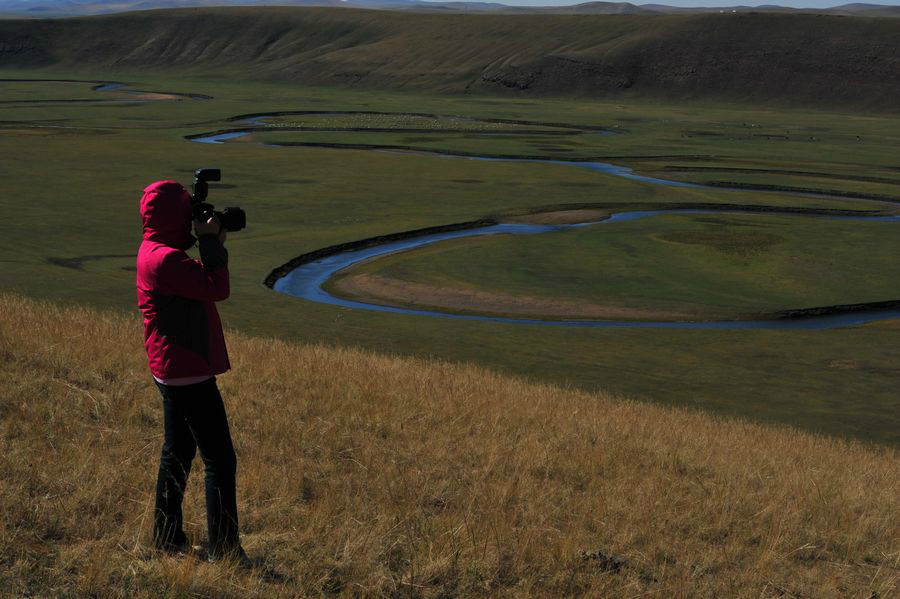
[3,0,900,18]
[0,8,898,109]
[829,3,900,17]
[1,293,898,596]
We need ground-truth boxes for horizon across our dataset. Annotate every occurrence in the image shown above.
[485,0,897,6]
[513,0,899,6]
[3,0,899,7]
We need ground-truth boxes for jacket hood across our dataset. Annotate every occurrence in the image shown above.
[140,180,195,249]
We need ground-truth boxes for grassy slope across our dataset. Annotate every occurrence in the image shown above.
[0,294,898,597]
[1,8,899,110]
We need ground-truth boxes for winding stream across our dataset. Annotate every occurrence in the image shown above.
[190,121,900,329]
[271,211,900,330]
[0,79,212,106]
[190,124,706,189]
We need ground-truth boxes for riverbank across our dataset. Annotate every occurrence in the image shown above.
[270,205,900,328]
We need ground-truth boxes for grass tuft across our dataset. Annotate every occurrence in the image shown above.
[0,293,898,596]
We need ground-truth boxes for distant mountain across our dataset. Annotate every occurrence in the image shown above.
[0,0,349,17]
[513,2,651,13]
[398,1,508,11]
[1,0,899,18]
[828,2,900,16]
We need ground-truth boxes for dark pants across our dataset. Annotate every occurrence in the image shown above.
[154,377,239,555]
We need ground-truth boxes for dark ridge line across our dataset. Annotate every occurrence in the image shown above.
[597,155,719,161]
[516,201,891,218]
[263,219,497,289]
[657,166,900,186]
[770,300,900,320]
[191,125,580,136]
[267,126,581,136]
[270,138,585,159]
[228,110,617,133]
[263,203,900,322]
[0,123,181,133]
[702,181,900,204]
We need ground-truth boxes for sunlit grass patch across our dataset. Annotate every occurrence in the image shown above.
[0,294,898,597]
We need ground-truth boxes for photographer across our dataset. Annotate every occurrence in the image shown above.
[136,179,250,565]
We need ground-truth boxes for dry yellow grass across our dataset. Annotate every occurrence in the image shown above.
[0,293,897,598]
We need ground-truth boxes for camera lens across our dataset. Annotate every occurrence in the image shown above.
[220,207,246,232]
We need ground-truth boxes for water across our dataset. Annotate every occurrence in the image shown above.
[189,127,708,188]
[272,211,900,330]
[188,122,900,329]
[192,131,252,144]
[94,83,125,92]
[469,156,705,188]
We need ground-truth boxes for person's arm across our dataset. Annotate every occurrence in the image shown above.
[198,233,228,271]
[158,217,230,302]
[158,250,229,302]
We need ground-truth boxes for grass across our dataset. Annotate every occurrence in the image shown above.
[3,74,900,446]
[1,293,898,597]
[261,113,573,132]
[2,9,899,111]
[0,79,109,101]
[229,106,900,199]
[330,213,900,319]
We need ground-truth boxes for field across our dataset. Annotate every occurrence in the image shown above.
[2,6,900,594]
[2,71,900,452]
[2,294,898,597]
[329,214,900,321]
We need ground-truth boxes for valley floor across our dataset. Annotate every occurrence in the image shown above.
[2,73,900,446]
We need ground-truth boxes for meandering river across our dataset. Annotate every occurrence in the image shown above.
[190,122,900,329]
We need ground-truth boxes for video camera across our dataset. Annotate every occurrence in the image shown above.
[191,168,246,232]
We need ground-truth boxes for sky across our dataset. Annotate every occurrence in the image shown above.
[3,0,898,7]
[503,0,898,5]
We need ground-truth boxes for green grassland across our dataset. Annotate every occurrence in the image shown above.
[261,113,575,132]
[2,72,900,445]
[235,109,900,199]
[0,79,109,101]
[330,214,900,319]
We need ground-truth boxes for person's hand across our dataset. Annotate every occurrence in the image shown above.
[194,215,221,238]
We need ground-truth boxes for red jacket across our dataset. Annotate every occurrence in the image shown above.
[137,180,231,379]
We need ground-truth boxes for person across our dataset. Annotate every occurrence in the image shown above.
[136,179,249,564]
